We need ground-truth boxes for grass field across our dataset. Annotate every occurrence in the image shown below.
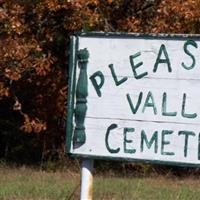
[0,165,200,200]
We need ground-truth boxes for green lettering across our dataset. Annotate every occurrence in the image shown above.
[126,93,143,114]
[182,40,198,70]
[161,130,174,156]
[178,131,195,157]
[105,124,120,153]
[181,93,197,119]
[130,52,148,79]
[108,64,128,86]
[141,130,158,153]
[153,44,172,73]
[124,128,136,154]
[142,91,157,115]
[162,92,177,116]
[90,71,105,97]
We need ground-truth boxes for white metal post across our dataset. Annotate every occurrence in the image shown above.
[80,159,94,200]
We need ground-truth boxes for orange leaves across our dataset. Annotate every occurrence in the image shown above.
[154,0,200,32]
[107,0,113,5]
[1,2,26,35]
[33,53,55,76]
[169,0,200,19]
[21,114,46,134]
[115,0,200,34]
[62,0,103,31]
[0,7,8,20]
[9,16,25,35]
[40,0,72,11]
[4,68,21,81]
[0,82,9,99]
[57,86,67,117]
[1,38,28,62]
[72,0,98,7]
[118,16,142,32]
[44,0,62,11]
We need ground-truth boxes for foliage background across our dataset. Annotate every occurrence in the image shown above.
[0,0,199,166]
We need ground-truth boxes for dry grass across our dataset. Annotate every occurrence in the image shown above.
[0,165,200,200]
[0,165,80,200]
[94,175,200,200]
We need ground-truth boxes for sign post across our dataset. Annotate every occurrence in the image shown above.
[67,32,200,198]
[80,159,94,200]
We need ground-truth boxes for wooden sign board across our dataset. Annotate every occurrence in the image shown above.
[67,32,200,167]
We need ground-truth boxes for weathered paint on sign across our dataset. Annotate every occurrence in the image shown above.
[67,32,200,167]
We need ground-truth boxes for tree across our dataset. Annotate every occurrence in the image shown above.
[0,0,199,163]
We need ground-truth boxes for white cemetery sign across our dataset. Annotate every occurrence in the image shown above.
[67,32,200,167]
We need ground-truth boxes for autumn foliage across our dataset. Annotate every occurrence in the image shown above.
[0,0,200,163]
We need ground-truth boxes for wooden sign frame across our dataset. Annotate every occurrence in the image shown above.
[66,32,200,167]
